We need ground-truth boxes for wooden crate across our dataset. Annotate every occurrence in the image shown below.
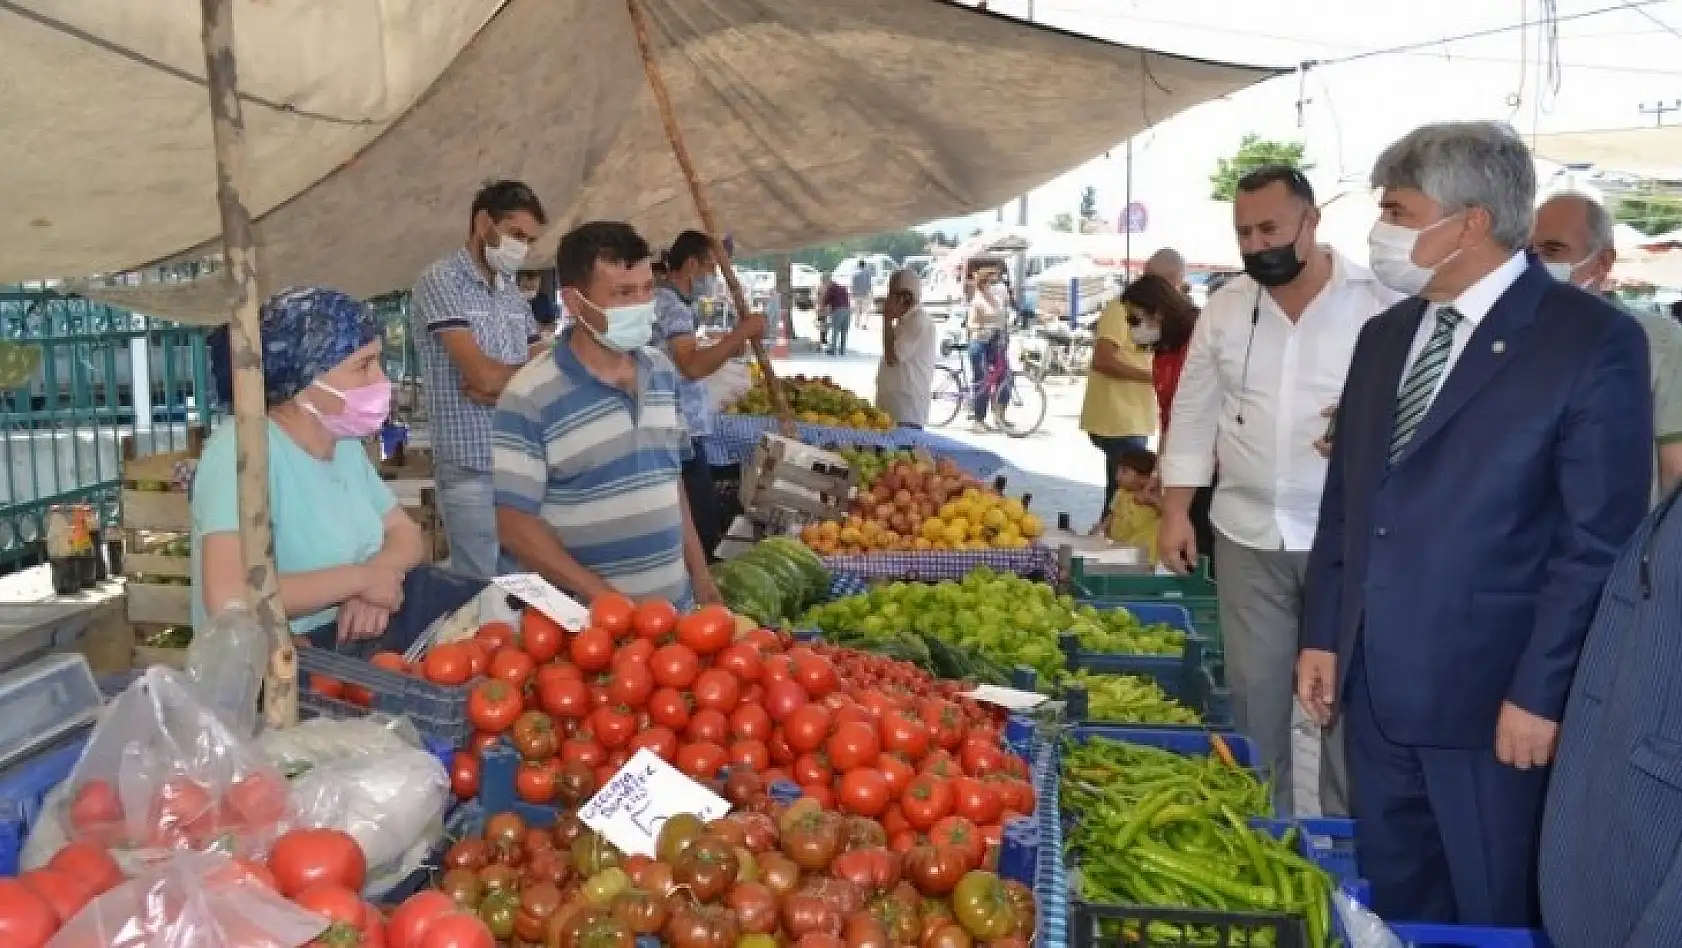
[120,433,201,630]
[740,434,852,526]
[126,581,192,626]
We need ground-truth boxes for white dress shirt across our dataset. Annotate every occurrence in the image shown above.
[1161,248,1401,552]
[876,305,938,426]
[1399,251,1528,409]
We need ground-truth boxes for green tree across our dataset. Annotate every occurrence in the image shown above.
[1050,212,1076,233]
[736,229,936,274]
[1209,134,1312,201]
[1078,186,1099,224]
[1615,193,1682,236]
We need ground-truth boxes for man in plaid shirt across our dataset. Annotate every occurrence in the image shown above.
[411,180,548,578]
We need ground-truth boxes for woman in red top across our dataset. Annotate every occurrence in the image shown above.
[1117,275,1213,569]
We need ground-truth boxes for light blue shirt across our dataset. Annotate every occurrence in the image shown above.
[652,284,712,440]
[189,420,396,635]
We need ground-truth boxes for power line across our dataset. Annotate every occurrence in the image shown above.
[1621,0,1682,40]
[1310,0,1673,66]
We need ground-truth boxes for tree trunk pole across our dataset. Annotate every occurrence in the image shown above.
[199,0,295,729]
[623,0,796,437]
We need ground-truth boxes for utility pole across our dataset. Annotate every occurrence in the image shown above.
[1640,100,1682,127]
[1012,0,1034,312]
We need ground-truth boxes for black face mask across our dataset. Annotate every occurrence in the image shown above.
[1242,243,1305,287]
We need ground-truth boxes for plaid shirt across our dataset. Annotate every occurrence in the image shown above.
[652,284,712,439]
[411,249,536,471]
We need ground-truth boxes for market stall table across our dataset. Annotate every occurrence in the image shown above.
[706,414,1007,479]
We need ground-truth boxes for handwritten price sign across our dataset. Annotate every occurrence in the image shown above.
[577,749,731,857]
[492,573,592,631]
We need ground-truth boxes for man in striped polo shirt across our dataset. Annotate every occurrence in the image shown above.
[492,221,719,608]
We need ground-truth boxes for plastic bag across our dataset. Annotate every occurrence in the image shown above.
[1333,891,1405,948]
[185,603,271,740]
[57,666,289,860]
[706,358,753,413]
[47,851,326,948]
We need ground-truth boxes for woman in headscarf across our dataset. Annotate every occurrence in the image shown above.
[874,268,937,428]
[191,287,486,654]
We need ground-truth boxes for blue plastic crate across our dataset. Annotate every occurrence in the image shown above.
[1387,923,1553,947]
[1062,667,1225,729]
[0,734,89,876]
[1066,724,1258,769]
[298,647,471,747]
[477,742,563,828]
[297,692,457,774]
[1060,602,1205,705]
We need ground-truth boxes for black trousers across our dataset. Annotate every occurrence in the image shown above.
[682,438,722,563]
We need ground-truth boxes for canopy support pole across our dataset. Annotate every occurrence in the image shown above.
[624,0,796,437]
[200,0,295,729]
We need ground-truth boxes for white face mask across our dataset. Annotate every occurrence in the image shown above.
[484,233,529,277]
[1368,217,1463,296]
[1129,323,1161,346]
[1543,257,1593,287]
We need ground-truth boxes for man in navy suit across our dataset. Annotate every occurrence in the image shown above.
[1297,120,1652,926]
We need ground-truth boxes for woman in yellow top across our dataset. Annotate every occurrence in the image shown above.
[1093,446,1162,562]
[1079,296,1158,521]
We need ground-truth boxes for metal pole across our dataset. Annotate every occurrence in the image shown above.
[199,0,294,728]
[1124,137,1134,282]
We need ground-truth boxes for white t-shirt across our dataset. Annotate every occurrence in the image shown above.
[876,306,938,426]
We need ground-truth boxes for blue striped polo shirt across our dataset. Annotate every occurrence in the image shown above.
[492,329,694,608]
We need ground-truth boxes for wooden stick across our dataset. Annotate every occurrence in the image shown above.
[200,0,295,729]
[623,0,796,437]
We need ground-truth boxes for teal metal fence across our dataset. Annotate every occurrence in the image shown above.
[0,286,212,571]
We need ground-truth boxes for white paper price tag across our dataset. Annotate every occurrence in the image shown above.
[492,573,591,631]
[577,749,731,857]
[962,684,1050,711]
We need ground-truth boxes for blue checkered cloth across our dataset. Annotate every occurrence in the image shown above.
[826,570,871,599]
[1034,738,1067,948]
[819,546,1061,584]
[705,414,1006,479]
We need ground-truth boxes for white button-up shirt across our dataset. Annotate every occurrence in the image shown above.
[1401,251,1527,409]
[1161,248,1401,551]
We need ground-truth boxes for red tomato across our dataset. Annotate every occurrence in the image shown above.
[629,726,680,762]
[468,731,500,756]
[631,599,680,640]
[343,682,375,708]
[792,752,834,787]
[589,593,636,638]
[310,675,345,699]
[449,752,480,799]
[801,783,834,808]
[692,668,742,713]
[270,827,367,897]
[562,736,606,769]
[729,739,771,772]
[714,642,764,682]
[877,752,915,797]
[371,651,411,675]
[466,680,523,733]
[20,868,92,924]
[902,774,955,830]
[538,676,592,721]
[675,742,728,781]
[827,721,881,771]
[951,777,1003,825]
[568,626,616,672]
[685,708,730,745]
[729,703,772,742]
[150,776,213,832]
[605,662,655,708]
[460,640,490,679]
[764,680,809,722]
[920,699,967,750]
[592,705,638,749]
[785,704,834,753]
[0,878,63,945]
[515,762,556,804]
[475,621,516,652]
[615,637,656,669]
[388,890,456,948]
[47,842,122,896]
[837,768,891,816]
[960,739,1008,778]
[421,643,473,686]
[293,882,365,927]
[67,778,123,837]
[228,771,288,826]
[416,911,497,948]
[761,654,795,687]
[929,816,986,870]
[791,654,840,698]
[880,710,932,760]
[650,643,700,689]
[675,604,734,655]
[520,611,565,663]
[648,687,692,730]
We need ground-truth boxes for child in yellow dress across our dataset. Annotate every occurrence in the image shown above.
[1093,447,1161,562]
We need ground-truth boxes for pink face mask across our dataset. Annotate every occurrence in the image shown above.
[305,379,392,439]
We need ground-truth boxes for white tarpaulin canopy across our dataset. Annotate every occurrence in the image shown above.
[1529,126,1682,180]
[1,0,1281,324]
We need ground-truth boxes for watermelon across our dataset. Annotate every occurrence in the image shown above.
[712,560,783,626]
[761,537,829,604]
[738,546,807,614]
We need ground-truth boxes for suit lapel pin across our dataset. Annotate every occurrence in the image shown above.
[1492,340,1506,354]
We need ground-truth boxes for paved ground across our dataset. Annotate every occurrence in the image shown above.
[772,309,1115,533]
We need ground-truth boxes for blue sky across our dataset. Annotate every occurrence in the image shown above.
[925,0,1682,236]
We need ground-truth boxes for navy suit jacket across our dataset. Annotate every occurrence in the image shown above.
[1302,260,1652,747]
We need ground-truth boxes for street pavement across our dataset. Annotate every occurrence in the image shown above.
[769,308,1114,533]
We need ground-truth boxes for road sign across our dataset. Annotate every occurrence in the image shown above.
[1121,202,1149,234]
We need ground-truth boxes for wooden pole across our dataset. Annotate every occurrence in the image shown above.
[623,0,796,437]
[200,0,296,729]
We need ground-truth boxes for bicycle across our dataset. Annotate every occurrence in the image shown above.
[1027,324,1093,383]
[929,335,1048,437]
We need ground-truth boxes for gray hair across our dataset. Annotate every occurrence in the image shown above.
[1145,248,1184,272]
[888,267,921,299]
[1370,121,1536,251]
[1540,191,1615,255]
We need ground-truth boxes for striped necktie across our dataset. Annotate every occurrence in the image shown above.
[1389,305,1464,464]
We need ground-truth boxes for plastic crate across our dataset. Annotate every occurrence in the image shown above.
[0,654,102,773]
[1066,725,1258,769]
[1070,897,1309,948]
[476,742,564,828]
[1387,923,1553,947]
[1062,668,1226,730]
[0,603,95,676]
[298,647,470,747]
[1080,595,1223,662]
[1068,557,1215,600]
[0,734,90,876]
[296,692,458,774]
[1061,601,1204,702]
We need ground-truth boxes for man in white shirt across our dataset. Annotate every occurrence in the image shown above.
[876,269,937,426]
[1158,165,1399,816]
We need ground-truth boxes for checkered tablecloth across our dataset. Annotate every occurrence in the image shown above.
[705,414,1006,479]
[826,570,871,600]
[818,545,1061,584]
[1034,737,1068,948]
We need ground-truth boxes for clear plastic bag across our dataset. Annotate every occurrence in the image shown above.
[184,603,271,740]
[47,851,326,948]
[1333,891,1405,948]
[705,358,753,413]
[57,666,289,860]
